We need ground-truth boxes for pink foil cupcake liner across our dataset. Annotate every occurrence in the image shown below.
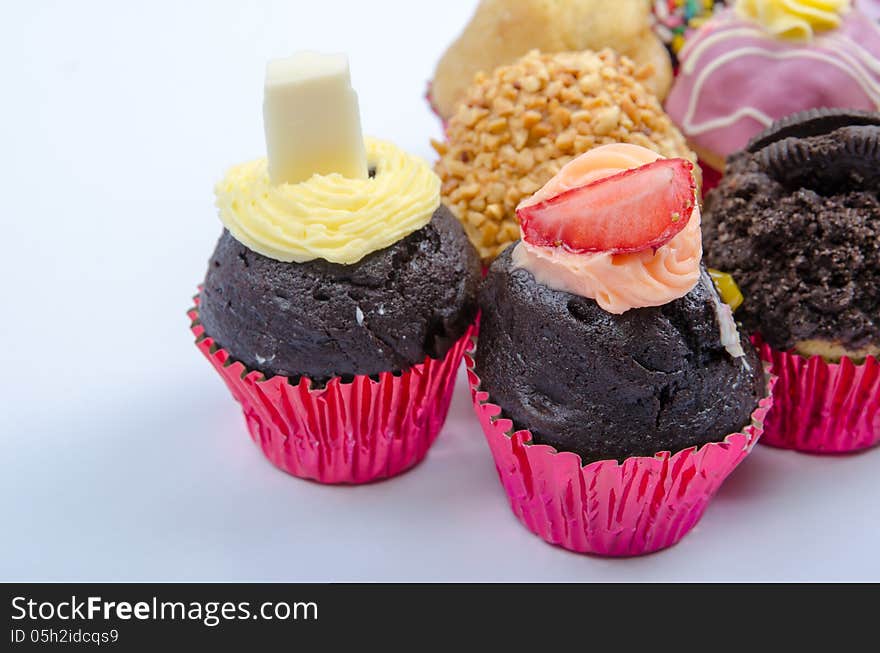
[466,341,775,556]
[190,294,474,484]
[699,159,721,197]
[754,335,880,453]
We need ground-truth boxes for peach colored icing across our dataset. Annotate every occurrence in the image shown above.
[665,7,880,163]
[512,144,702,315]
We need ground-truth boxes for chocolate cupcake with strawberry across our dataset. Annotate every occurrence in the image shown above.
[468,143,772,556]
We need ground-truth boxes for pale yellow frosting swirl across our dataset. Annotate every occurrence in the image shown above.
[735,0,850,40]
[215,137,441,264]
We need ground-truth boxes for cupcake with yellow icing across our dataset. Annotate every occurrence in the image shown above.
[468,143,771,555]
[429,0,674,120]
[190,53,481,484]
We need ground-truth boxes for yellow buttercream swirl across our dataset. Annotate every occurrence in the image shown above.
[735,0,850,40]
[215,137,440,264]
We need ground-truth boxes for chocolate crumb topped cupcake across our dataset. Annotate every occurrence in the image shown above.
[468,143,771,556]
[191,53,480,483]
[702,108,880,452]
[704,109,880,360]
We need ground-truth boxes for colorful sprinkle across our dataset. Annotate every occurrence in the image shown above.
[652,0,727,62]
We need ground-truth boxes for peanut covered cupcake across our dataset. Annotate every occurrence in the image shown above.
[191,53,480,484]
[432,49,696,263]
[665,0,880,173]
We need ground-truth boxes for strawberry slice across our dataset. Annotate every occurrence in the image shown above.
[517,158,696,254]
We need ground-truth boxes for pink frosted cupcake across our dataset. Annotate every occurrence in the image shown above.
[702,108,880,453]
[470,143,771,556]
[191,53,480,483]
[665,0,880,173]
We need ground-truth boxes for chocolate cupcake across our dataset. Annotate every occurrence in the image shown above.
[468,143,770,555]
[432,49,696,263]
[664,2,880,175]
[191,53,481,483]
[201,204,478,385]
[702,108,880,452]
[429,0,673,120]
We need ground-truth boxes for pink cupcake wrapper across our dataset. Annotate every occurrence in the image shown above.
[753,334,880,453]
[466,340,775,556]
[699,159,721,197]
[190,294,474,484]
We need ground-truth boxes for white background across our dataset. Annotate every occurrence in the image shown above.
[1,0,878,581]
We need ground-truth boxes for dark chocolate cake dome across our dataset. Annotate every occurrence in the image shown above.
[476,250,762,463]
[702,109,880,355]
[474,143,764,464]
[200,205,480,383]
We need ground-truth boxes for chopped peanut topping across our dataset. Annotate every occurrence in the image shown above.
[432,49,697,262]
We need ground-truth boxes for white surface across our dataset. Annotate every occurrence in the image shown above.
[1,0,878,582]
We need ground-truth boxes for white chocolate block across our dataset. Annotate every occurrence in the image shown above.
[263,52,368,185]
